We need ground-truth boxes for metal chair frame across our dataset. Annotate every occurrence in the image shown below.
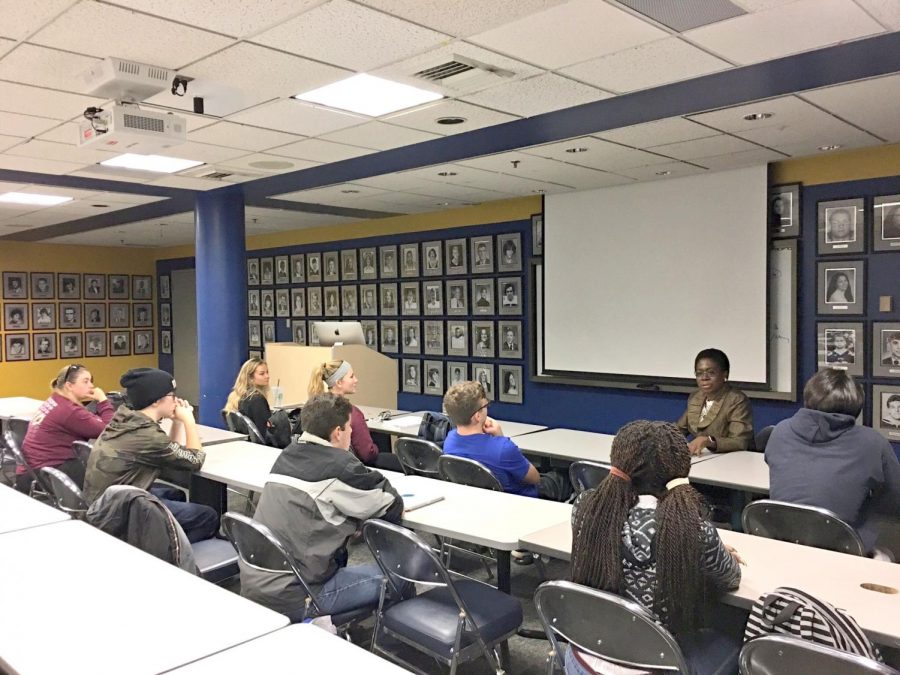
[742,499,865,556]
[568,460,610,496]
[40,466,89,518]
[739,634,898,675]
[438,454,503,492]
[3,430,53,501]
[395,437,443,478]
[224,410,266,445]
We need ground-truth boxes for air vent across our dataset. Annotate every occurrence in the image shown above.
[182,165,268,182]
[415,61,475,82]
[199,171,235,180]
[411,55,514,92]
[122,113,165,133]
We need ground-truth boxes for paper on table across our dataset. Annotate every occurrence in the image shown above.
[381,414,424,429]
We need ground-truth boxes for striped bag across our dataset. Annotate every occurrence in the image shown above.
[743,586,882,662]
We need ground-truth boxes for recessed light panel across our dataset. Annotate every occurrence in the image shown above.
[0,192,73,206]
[99,153,205,173]
[295,74,442,117]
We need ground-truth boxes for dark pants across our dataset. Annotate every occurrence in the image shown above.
[157,494,219,543]
[373,453,403,472]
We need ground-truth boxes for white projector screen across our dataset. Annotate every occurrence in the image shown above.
[543,165,769,384]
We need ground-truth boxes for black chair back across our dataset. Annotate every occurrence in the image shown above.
[3,430,52,498]
[740,635,897,675]
[106,391,128,409]
[363,518,449,592]
[742,499,865,556]
[71,440,92,466]
[535,580,688,673]
[394,437,443,477]
[569,460,610,495]
[224,411,265,444]
[437,454,502,491]
[6,418,29,448]
[754,424,775,452]
[40,466,88,517]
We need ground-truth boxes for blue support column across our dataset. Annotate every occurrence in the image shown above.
[195,186,246,427]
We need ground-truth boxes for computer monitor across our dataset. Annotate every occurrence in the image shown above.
[312,321,366,346]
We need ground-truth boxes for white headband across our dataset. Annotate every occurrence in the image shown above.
[324,361,352,388]
[666,477,690,491]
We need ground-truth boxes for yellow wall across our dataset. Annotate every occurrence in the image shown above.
[771,142,900,185]
[0,241,158,398]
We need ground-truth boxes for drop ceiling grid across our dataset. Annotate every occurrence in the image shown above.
[186,122,305,153]
[318,122,442,151]
[0,43,102,94]
[460,72,611,118]
[801,73,900,143]
[0,0,78,41]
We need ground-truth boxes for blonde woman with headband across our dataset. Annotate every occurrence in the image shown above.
[225,358,273,443]
[308,360,402,471]
[18,364,114,492]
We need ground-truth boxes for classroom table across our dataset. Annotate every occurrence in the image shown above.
[518,520,900,648]
[363,408,547,439]
[0,397,44,421]
[168,623,408,673]
[0,483,70,534]
[0,519,288,675]
[687,450,770,493]
[160,419,248,447]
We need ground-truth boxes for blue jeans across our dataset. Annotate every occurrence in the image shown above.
[312,563,396,616]
[162,497,219,543]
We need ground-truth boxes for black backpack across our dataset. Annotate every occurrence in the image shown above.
[418,411,453,445]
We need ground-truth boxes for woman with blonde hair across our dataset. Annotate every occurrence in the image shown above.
[308,360,402,470]
[225,358,273,443]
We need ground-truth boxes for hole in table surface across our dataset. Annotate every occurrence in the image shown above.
[860,583,897,594]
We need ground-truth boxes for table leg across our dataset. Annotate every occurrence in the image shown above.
[730,491,746,532]
[191,475,227,516]
[497,549,511,594]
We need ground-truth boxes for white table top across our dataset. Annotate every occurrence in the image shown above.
[518,520,900,648]
[0,396,44,420]
[196,440,283,492]
[0,520,288,675]
[168,623,407,673]
[688,450,770,493]
[160,419,248,447]
[364,408,547,440]
[0,483,70,534]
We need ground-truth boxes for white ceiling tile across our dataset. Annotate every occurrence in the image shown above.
[468,0,667,69]
[613,161,707,181]
[690,147,787,170]
[0,111,64,138]
[67,167,157,184]
[0,81,100,120]
[35,121,80,144]
[320,121,441,150]
[456,151,632,190]
[155,141,247,165]
[0,181,27,192]
[80,191,165,206]
[596,117,718,147]
[5,139,114,165]
[0,44,101,93]
[228,99,368,136]
[684,0,884,65]
[522,136,675,169]
[149,175,223,190]
[559,37,730,94]
[268,138,374,163]
[730,0,803,10]
[187,121,303,152]
[216,152,319,174]
[0,134,23,152]
[384,99,518,135]
[0,153,89,174]
[30,2,234,69]
[253,0,449,71]
[853,0,900,29]
[461,73,609,117]
[648,134,762,160]
[0,37,14,58]
[802,73,900,142]
[352,171,460,193]
[275,182,392,205]
[773,136,883,158]
[0,0,77,40]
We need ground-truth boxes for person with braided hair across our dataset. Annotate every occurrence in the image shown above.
[568,421,745,675]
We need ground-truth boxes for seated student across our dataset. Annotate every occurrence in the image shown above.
[224,358,276,444]
[766,369,900,557]
[308,360,402,471]
[569,421,744,675]
[84,368,219,543]
[240,393,406,617]
[17,364,114,492]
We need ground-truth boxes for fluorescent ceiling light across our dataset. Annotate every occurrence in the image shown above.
[0,192,73,206]
[294,74,442,117]
[100,153,204,173]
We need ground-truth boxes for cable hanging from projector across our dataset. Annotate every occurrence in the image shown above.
[82,107,107,135]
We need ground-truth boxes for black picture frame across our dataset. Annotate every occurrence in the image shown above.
[5,334,29,361]
[133,274,153,300]
[84,274,106,300]
[161,330,172,355]
[472,320,494,358]
[401,320,421,355]
[445,238,467,275]
[769,184,800,239]
[247,258,260,286]
[873,194,900,252]
[341,286,358,316]
[33,303,56,329]
[497,277,522,316]
[497,232,522,272]
[110,331,131,356]
[59,303,82,329]
[323,251,340,282]
[422,241,442,276]
[379,283,398,316]
[341,248,358,281]
[498,320,523,359]
[401,359,421,393]
[816,321,864,377]
[359,247,377,280]
[108,275,129,300]
[134,330,154,355]
[499,365,524,404]
[159,275,171,299]
[424,320,443,356]
[260,257,274,285]
[817,260,864,316]
[58,273,81,300]
[379,245,398,279]
[307,253,322,283]
[872,322,900,378]
[873,384,900,442]
[275,255,290,284]
[3,272,27,299]
[86,331,108,357]
[3,303,28,331]
[109,303,130,328]
[472,362,494,400]
[30,272,55,299]
[133,303,153,328]
[380,320,399,354]
[532,213,544,255]
[33,332,57,360]
[471,236,494,273]
[423,360,443,396]
[290,254,306,284]
[817,198,864,255]
[84,303,106,329]
[60,332,82,359]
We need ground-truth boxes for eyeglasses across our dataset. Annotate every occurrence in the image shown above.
[695,369,721,378]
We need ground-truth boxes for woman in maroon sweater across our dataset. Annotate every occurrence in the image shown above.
[17,364,115,491]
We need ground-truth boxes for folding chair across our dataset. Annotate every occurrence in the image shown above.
[740,635,897,675]
[71,440,92,466]
[568,460,610,496]
[395,437,443,478]
[224,410,266,445]
[742,499,865,556]
[40,466,89,518]
[3,430,53,501]
[753,425,775,452]
[438,455,503,491]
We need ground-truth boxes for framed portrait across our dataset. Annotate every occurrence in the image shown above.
[262,320,276,344]
[447,320,468,356]
[422,241,442,276]
[359,284,378,316]
[446,280,468,316]
[275,255,290,284]
[471,236,494,274]
[31,272,55,299]
[873,384,900,442]
[108,274,129,300]
[290,320,306,345]
[447,361,468,387]
[84,273,106,299]
[134,330,154,355]
[323,251,340,282]
[248,290,261,317]
[497,277,522,316]
[472,363,495,401]
[423,281,443,316]
[401,319,421,355]
[445,238,467,275]
[423,320,443,356]
[499,365,524,404]
[160,303,171,327]
[247,258,260,286]
[359,247,377,280]
[275,288,290,317]
[498,320,523,359]
[84,303,106,329]
[291,288,306,317]
[532,213,544,255]
[307,287,323,317]
[59,303,82,329]
[159,274,171,299]
[402,359,421,394]
[4,303,27,330]
[6,334,29,361]
[323,286,340,317]
[260,257,274,285]
[380,283,398,316]
[400,282,420,316]
[873,323,900,378]
[497,232,522,272]
[58,273,80,300]
[361,320,378,349]
[472,320,494,358]
[816,322,863,377]
[133,275,152,300]
[769,184,800,239]
[308,320,321,346]
[248,349,262,360]
[161,331,172,355]
[341,285,358,316]
[33,333,57,361]
[400,243,419,278]
[60,332,82,359]
[873,194,900,252]
[307,253,322,283]
[379,245,397,279]
[818,198,864,255]
[109,303,130,328]
[380,320,399,354]
[817,261,864,316]
[3,272,27,299]
[472,279,494,315]
[424,360,444,396]
[341,249,358,281]
[290,253,306,284]
[33,303,56,329]
[110,331,131,356]
[261,289,275,317]
[133,303,153,327]
[86,331,108,357]
[248,320,262,347]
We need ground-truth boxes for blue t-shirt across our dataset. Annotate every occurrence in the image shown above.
[442,429,538,497]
